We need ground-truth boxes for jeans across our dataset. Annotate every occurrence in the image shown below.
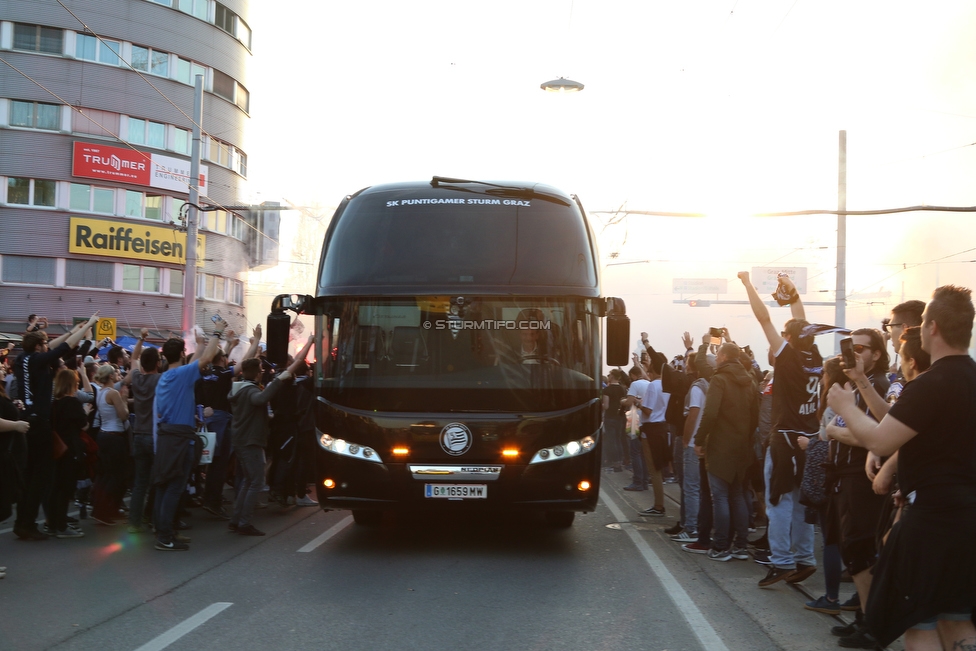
[201,410,232,509]
[232,445,266,527]
[628,435,647,486]
[696,458,713,546]
[153,445,194,544]
[602,416,626,469]
[673,433,685,524]
[764,447,816,569]
[681,446,701,532]
[129,433,154,528]
[708,472,749,551]
[92,431,128,522]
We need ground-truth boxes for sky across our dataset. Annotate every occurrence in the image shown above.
[243,1,976,362]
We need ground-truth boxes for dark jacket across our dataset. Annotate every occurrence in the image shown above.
[228,378,283,448]
[695,361,759,484]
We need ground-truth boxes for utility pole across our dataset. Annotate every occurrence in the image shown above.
[836,130,847,343]
[181,74,204,337]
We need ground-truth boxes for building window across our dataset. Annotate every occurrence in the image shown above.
[169,269,183,295]
[123,191,165,220]
[75,34,121,65]
[207,137,230,167]
[69,184,115,214]
[176,58,207,86]
[197,273,226,301]
[212,70,235,103]
[235,83,249,113]
[123,264,161,292]
[66,260,114,289]
[1,255,56,285]
[237,151,247,177]
[13,24,63,54]
[215,3,235,34]
[131,45,170,77]
[150,0,173,6]
[10,101,60,130]
[174,127,190,155]
[6,177,55,207]
[230,279,243,305]
[72,108,121,137]
[229,215,245,240]
[237,18,251,49]
[170,198,187,223]
[179,0,209,21]
[128,118,166,148]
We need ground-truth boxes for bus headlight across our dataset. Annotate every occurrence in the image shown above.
[529,435,596,464]
[317,429,383,463]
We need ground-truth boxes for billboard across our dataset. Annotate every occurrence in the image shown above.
[72,142,208,194]
[69,217,205,267]
[751,267,808,294]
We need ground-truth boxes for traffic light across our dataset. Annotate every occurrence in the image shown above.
[688,300,711,307]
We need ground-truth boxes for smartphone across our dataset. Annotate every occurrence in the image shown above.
[709,327,723,346]
[211,314,222,323]
[840,337,855,369]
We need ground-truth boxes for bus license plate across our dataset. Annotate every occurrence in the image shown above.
[425,484,487,499]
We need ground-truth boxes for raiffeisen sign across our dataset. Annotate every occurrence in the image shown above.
[72,142,208,194]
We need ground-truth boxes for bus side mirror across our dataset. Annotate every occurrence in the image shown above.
[266,312,291,368]
[605,297,630,367]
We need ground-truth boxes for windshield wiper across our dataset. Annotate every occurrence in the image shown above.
[430,176,570,206]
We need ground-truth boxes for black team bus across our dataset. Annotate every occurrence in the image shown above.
[266,177,629,527]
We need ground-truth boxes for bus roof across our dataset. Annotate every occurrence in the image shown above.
[317,179,601,297]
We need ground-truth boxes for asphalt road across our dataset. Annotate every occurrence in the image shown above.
[0,474,902,651]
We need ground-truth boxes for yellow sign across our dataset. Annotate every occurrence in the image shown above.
[69,217,205,267]
[95,317,117,340]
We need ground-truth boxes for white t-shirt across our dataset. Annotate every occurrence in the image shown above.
[684,384,706,447]
[627,379,651,424]
[644,378,669,424]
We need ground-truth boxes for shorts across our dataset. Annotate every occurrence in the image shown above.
[910,610,974,630]
[826,473,885,575]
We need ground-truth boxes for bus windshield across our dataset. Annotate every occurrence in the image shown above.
[316,296,600,413]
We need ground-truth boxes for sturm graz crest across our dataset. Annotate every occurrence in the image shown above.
[440,422,472,456]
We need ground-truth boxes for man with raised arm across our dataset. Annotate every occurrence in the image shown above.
[738,271,821,588]
[151,319,227,551]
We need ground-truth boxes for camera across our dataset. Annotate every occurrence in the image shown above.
[709,327,723,346]
[211,314,222,323]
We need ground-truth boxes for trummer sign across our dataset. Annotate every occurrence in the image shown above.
[69,217,205,267]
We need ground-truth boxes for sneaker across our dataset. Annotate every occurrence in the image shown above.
[758,566,797,587]
[237,524,266,536]
[14,525,49,541]
[154,540,189,551]
[295,495,318,507]
[831,622,860,637]
[671,531,698,543]
[681,542,711,554]
[838,628,879,649]
[623,484,647,491]
[804,595,841,615]
[639,506,666,517]
[729,546,749,560]
[840,593,860,612]
[202,504,231,520]
[173,533,192,543]
[41,522,55,536]
[747,527,757,533]
[55,528,85,539]
[708,548,732,562]
[752,549,773,566]
[663,476,677,484]
[748,533,769,551]
[786,563,817,584]
[91,515,117,526]
[664,523,683,536]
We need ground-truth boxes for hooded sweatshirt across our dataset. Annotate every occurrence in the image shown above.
[228,377,284,449]
[694,360,759,484]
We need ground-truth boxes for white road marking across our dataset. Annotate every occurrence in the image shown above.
[600,488,730,651]
[297,515,353,552]
[133,602,232,651]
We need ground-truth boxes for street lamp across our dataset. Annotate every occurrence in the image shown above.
[540,77,584,92]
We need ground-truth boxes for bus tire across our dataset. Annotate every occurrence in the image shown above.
[545,511,575,528]
[352,510,382,526]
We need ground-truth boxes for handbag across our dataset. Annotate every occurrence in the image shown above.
[52,429,68,460]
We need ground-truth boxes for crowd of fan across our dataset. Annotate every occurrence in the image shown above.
[0,313,319,574]
[600,273,976,651]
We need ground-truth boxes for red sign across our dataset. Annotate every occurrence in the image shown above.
[72,142,152,186]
